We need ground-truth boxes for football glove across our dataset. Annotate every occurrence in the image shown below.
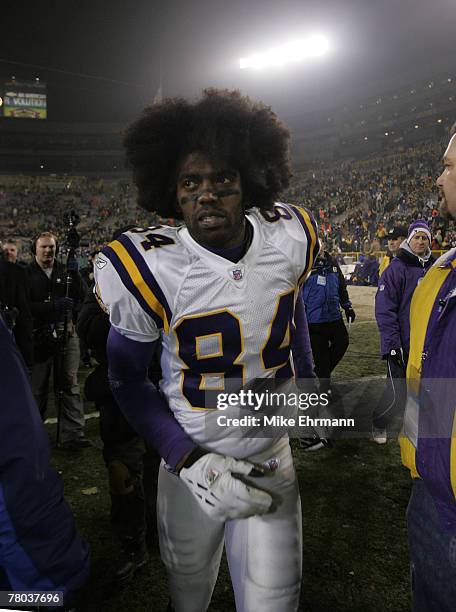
[180,451,274,522]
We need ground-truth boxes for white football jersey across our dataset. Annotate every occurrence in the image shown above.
[94,204,319,456]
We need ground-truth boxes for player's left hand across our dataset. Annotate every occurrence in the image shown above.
[179,451,276,522]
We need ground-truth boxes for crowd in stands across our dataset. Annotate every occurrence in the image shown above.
[286,139,456,253]
[1,138,455,265]
[0,175,175,258]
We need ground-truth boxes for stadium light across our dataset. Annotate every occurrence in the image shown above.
[240,34,330,70]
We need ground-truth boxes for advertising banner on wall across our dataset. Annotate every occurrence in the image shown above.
[2,79,47,119]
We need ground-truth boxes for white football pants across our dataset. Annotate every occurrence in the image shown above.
[157,437,302,612]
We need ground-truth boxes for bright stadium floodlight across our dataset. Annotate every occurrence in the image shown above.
[240,34,330,70]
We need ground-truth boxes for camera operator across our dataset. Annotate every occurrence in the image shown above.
[27,231,89,451]
[0,241,33,368]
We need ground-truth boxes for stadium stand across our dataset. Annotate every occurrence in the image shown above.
[1,73,455,264]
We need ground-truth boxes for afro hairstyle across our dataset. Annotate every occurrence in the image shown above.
[123,88,292,219]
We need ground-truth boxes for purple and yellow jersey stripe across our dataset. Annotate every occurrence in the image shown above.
[102,234,172,333]
[283,204,320,285]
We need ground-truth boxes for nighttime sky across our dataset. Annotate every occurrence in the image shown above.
[2,0,456,127]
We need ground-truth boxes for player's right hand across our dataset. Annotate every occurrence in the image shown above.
[179,452,274,522]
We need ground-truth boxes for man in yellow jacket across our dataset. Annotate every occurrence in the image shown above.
[400,128,456,611]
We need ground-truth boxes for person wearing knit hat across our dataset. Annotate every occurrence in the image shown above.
[372,219,435,444]
[406,220,432,257]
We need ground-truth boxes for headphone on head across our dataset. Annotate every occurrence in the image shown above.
[30,232,59,256]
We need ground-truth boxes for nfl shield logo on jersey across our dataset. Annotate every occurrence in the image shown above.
[231,268,243,281]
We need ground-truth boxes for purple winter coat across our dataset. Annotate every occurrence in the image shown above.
[375,243,434,356]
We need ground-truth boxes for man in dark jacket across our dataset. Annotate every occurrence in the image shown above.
[27,231,88,450]
[79,250,99,290]
[0,311,90,607]
[1,238,19,264]
[78,250,100,368]
[302,245,356,391]
[0,254,33,367]
[379,226,408,277]
[373,220,435,443]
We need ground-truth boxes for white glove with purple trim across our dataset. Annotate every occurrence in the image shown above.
[180,452,274,522]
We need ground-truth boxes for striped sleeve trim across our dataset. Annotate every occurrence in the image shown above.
[102,236,171,333]
[284,204,319,285]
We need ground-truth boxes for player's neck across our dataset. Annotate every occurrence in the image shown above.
[201,220,253,263]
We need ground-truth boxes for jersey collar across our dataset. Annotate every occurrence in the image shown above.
[178,214,262,286]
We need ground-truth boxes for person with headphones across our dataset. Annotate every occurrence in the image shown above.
[27,231,88,451]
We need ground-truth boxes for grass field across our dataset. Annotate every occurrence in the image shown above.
[48,286,412,611]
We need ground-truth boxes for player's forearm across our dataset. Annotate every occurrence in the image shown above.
[107,327,196,469]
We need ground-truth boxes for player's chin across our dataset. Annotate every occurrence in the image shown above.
[194,221,233,246]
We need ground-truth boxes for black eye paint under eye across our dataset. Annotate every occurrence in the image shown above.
[215,187,241,198]
[179,187,241,206]
[179,194,200,206]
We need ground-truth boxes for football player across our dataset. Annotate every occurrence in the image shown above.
[95,89,319,612]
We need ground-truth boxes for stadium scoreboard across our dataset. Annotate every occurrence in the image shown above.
[0,79,47,119]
